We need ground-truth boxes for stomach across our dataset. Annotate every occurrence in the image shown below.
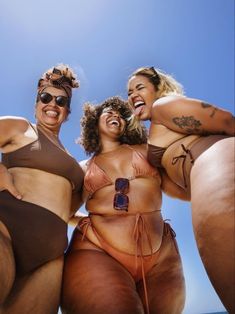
[83,177,164,255]
[8,167,73,221]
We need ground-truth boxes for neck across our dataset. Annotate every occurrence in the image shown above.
[37,123,60,137]
[100,139,121,154]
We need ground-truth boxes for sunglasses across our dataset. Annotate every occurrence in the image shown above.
[113,178,129,211]
[37,92,70,107]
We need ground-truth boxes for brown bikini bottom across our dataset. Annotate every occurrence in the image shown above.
[171,135,229,190]
[0,191,68,275]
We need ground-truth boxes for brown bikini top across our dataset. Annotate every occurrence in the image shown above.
[2,125,84,192]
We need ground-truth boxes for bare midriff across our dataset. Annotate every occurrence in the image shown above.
[8,167,73,222]
[83,176,164,256]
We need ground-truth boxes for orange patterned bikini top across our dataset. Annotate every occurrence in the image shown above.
[84,145,160,196]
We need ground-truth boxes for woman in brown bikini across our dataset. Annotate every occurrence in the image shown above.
[127,66,235,313]
[0,64,84,314]
[62,96,186,314]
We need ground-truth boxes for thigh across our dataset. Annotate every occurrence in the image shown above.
[190,137,235,313]
[62,249,145,314]
[0,221,15,304]
[137,231,185,314]
[191,138,234,221]
[1,256,63,314]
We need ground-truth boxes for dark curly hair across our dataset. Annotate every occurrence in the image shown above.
[79,96,148,156]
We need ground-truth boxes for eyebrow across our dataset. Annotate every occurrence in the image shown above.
[136,83,144,88]
[128,83,145,92]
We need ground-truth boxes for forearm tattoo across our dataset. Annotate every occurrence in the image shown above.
[172,116,202,133]
[201,102,218,117]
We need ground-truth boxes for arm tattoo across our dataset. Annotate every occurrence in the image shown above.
[172,116,202,133]
[210,107,218,117]
[201,102,218,118]
[201,102,212,108]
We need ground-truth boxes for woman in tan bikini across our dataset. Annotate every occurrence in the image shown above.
[127,66,235,313]
[0,64,84,314]
[62,96,186,314]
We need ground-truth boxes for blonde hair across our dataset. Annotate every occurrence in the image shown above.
[129,66,184,98]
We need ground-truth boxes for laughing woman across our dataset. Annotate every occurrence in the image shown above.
[0,64,84,314]
[62,96,186,314]
[127,66,235,313]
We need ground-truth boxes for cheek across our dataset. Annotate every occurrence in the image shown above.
[100,113,108,122]
[121,121,126,132]
[146,91,157,103]
[62,110,69,121]
[128,99,134,107]
[34,104,40,116]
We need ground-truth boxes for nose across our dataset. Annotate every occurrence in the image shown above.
[112,111,120,118]
[128,91,138,103]
[49,96,57,106]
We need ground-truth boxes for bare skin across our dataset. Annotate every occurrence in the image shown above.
[128,74,235,313]
[0,86,82,314]
[62,108,185,314]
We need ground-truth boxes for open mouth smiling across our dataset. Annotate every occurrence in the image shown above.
[45,110,59,118]
[133,101,145,115]
[108,119,120,127]
[134,101,145,109]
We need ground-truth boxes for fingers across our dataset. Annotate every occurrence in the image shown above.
[7,186,22,200]
[0,166,22,200]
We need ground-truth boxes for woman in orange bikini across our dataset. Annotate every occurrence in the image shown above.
[0,64,84,313]
[62,96,186,314]
[127,66,235,313]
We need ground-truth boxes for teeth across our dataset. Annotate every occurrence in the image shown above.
[45,110,58,118]
[109,120,120,126]
[134,101,144,108]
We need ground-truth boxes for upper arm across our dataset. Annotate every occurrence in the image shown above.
[151,96,234,136]
[0,116,29,148]
[69,159,89,212]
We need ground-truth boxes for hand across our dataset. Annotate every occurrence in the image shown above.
[0,165,22,199]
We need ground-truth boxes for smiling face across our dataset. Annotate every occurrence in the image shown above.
[127,74,158,121]
[98,107,126,139]
[35,86,69,132]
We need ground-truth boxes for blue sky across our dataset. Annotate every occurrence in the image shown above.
[0,0,234,313]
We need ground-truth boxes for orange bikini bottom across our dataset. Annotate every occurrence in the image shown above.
[68,215,178,314]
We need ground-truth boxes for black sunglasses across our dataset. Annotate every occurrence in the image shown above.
[37,92,70,107]
[113,178,129,211]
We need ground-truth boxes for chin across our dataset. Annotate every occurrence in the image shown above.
[139,112,149,121]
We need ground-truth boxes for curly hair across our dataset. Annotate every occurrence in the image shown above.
[129,66,184,98]
[79,96,148,156]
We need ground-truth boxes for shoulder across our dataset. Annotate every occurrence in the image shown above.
[0,116,31,138]
[0,115,28,122]
[0,116,33,149]
[151,95,190,123]
[129,144,147,157]
[79,158,92,173]
[153,95,186,109]
[0,116,29,130]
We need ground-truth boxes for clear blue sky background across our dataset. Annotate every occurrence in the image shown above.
[0,0,234,313]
